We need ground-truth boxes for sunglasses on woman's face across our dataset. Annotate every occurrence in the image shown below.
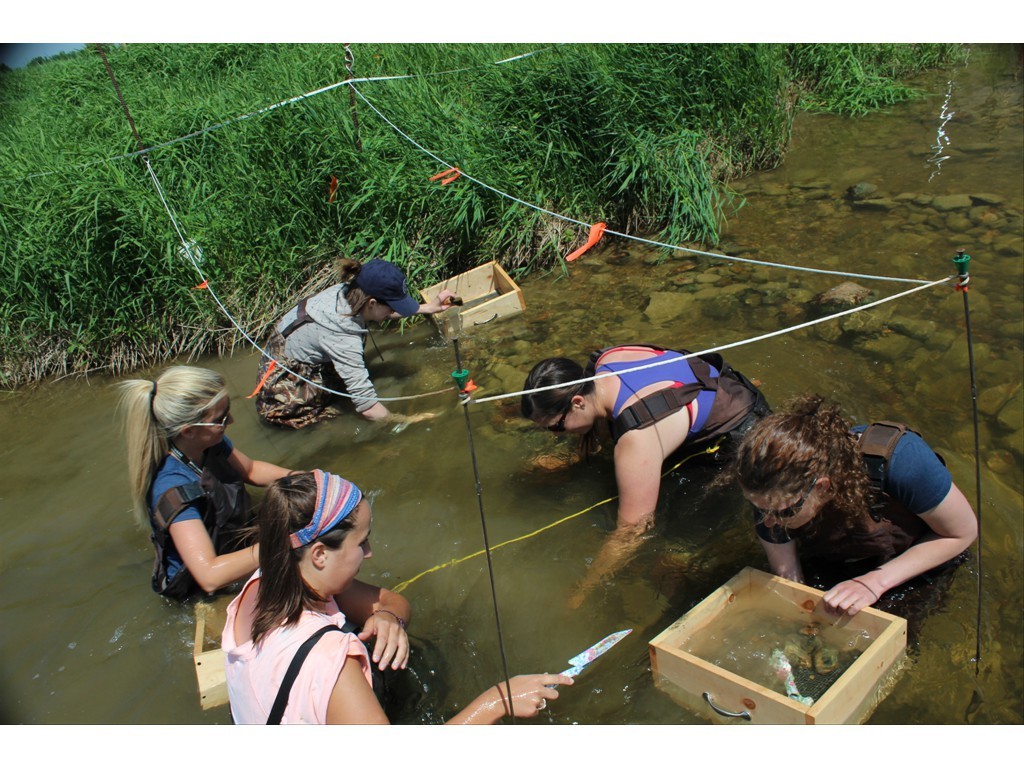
[191,407,231,428]
[546,402,573,432]
[751,477,819,522]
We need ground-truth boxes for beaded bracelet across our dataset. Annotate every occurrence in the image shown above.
[374,608,407,630]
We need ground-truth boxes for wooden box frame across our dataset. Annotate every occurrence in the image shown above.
[649,567,907,724]
[193,600,229,710]
[420,261,525,336]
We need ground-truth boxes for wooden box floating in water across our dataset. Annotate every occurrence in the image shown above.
[649,567,907,725]
[193,598,231,710]
[420,261,525,338]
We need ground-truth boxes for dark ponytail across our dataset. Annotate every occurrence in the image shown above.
[252,472,356,645]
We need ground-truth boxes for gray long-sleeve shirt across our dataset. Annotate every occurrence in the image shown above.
[276,284,377,412]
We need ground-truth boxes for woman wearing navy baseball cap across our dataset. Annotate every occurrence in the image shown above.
[254,257,455,428]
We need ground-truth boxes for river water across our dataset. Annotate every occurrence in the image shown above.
[1,45,1020,729]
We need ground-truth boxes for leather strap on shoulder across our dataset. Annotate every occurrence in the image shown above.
[280,298,312,338]
[153,482,204,531]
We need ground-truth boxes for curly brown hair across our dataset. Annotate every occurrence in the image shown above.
[721,394,874,531]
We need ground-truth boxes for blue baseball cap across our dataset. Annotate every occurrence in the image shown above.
[354,259,420,317]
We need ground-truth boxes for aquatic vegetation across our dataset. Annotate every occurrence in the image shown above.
[0,43,965,386]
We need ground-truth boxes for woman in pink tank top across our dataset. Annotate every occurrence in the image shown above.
[224,470,571,724]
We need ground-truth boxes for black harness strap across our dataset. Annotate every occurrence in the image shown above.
[279,298,313,339]
[153,482,205,531]
[586,345,721,441]
[611,384,704,440]
[266,624,344,725]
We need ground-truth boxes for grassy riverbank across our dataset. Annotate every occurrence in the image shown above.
[0,43,964,387]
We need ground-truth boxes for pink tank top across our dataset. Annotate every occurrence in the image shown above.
[222,572,373,724]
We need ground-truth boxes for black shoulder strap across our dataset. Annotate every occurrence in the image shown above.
[279,298,312,338]
[153,482,205,530]
[611,384,704,440]
[266,624,344,725]
[588,345,717,441]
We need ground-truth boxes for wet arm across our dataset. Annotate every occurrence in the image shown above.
[825,483,977,613]
[227,447,291,487]
[568,434,661,605]
[761,539,803,583]
[169,517,258,593]
[445,674,571,725]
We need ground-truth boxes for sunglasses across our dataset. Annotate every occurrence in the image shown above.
[191,407,231,428]
[751,477,818,522]
[546,401,573,432]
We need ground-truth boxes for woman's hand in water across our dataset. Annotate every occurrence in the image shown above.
[823,576,881,616]
[494,674,573,719]
[450,673,573,724]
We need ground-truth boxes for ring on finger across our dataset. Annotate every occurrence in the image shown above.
[537,699,546,711]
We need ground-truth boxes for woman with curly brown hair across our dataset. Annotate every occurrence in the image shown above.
[726,394,976,616]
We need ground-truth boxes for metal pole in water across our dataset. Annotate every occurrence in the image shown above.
[953,248,983,675]
[446,313,514,720]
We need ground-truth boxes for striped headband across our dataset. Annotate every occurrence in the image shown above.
[289,470,363,549]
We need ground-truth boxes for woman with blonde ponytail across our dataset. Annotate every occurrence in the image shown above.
[725,394,976,617]
[119,366,294,599]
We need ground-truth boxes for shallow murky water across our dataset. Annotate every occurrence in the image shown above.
[0,45,1020,727]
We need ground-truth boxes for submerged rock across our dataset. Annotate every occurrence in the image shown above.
[969,192,1006,206]
[814,281,872,309]
[853,198,899,212]
[846,182,879,201]
[644,291,689,326]
[931,194,974,212]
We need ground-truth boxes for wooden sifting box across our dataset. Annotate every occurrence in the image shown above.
[649,567,906,724]
[193,598,231,710]
[420,261,525,338]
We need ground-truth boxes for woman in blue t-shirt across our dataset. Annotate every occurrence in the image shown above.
[724,394,977,616]
[119,366,294,598]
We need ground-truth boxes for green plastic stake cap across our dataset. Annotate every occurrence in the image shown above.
[451,369,470,389]
[953,249,971,276]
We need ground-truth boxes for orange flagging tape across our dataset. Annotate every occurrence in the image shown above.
[565,222,607,262]
[429,167,461,186]
[247,360,277,399]
[192,280,209,290]
[328,175,339,203]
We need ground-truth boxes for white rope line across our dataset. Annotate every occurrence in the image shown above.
[141,157,453,404]
[8,47,554,183]
[351,84,933,287]
[469,274,956,406]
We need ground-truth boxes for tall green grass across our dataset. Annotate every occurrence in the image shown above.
[0,43,964,386]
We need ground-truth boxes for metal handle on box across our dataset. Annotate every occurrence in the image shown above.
[702,691,751,721]
[472,313,499,326]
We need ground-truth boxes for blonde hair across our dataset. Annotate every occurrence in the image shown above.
[117,366,228,526]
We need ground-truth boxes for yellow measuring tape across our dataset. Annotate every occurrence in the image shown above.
[392,441,721,594]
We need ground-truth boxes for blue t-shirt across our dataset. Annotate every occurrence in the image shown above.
[756,427,951,544]
[147,437,234,582]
